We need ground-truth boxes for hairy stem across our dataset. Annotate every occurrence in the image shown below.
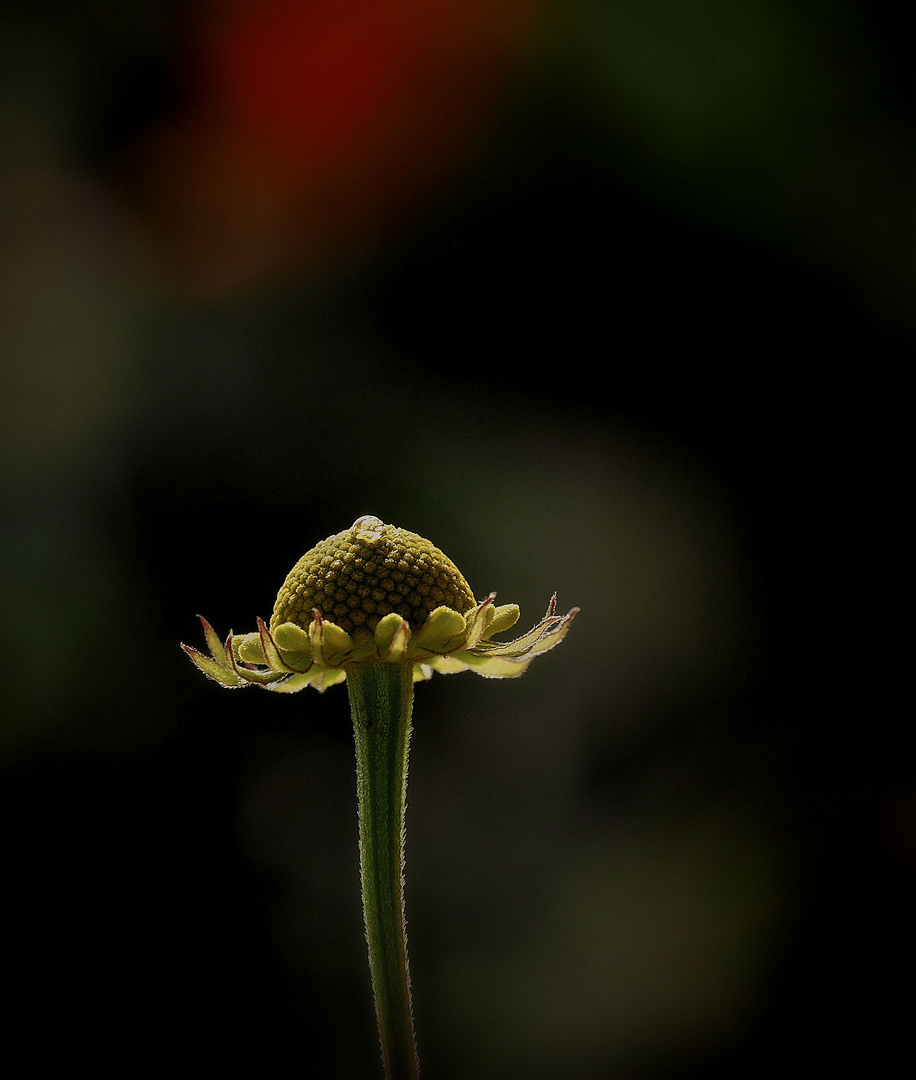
[346,662,420,1080]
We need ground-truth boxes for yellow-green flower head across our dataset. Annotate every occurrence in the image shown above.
[182,516,578,692]
[272,516,476,639]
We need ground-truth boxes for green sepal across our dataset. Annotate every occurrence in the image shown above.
[181,644,247,687]
[198,615,226,662]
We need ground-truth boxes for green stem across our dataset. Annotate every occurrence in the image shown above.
[346,662,420,1080]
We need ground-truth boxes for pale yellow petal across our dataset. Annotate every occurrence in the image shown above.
[454,651,532,678]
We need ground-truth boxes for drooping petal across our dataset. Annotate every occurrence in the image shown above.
[309,666,348,692]
[477,599,578,659]
[454,651,533,678]
[265,667,320,693]
[412,662,436,682]
[423,654,472,675]
[185,584,576,690]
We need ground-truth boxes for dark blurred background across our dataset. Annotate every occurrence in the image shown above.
[1,1,911,1076]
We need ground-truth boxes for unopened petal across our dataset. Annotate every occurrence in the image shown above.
[485,603,520,637]
[255,618,297,673]
[309,611,357,666]
[273,622,311,653]
[235,632,266,665]
[412,606,468,653]
[375,613,411,661]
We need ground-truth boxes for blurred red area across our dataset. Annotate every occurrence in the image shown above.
[123,0,538,292]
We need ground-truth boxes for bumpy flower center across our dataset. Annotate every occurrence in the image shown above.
[271,516,477,640]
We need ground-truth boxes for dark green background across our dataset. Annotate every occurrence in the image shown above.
[1,2,910,1076]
